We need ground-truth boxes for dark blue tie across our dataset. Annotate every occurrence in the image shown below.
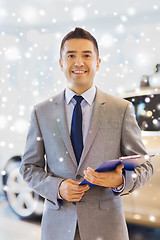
[70,95,84,164]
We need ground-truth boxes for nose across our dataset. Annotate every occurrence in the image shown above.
[75,56,84,67]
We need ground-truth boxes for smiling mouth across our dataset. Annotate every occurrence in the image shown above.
[72,70,87,74]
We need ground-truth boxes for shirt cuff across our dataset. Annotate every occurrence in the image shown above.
[57,190,63,199]
[112,174,125,193]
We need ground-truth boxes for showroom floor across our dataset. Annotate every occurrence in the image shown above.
[0,196,160,240]
[0,199,41,240]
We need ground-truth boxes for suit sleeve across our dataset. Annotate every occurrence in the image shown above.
[19,107,64,209]
[119,102,153,196]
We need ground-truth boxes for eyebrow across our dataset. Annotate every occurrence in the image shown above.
[66,50,93,54]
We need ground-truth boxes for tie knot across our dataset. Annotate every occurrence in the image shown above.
[74,95,83,104]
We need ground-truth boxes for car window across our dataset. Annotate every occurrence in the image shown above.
[126,94,160,131]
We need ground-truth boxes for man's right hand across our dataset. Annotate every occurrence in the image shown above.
[59,179,90,202]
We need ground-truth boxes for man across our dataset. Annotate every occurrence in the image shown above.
[20,28,153,240]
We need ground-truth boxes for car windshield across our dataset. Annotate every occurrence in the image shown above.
[126,94,160,131]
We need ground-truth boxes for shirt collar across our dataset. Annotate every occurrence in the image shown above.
[65,85,96,106]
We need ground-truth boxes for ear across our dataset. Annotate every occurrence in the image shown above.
[96,58,101,71]
[59,59,63,71]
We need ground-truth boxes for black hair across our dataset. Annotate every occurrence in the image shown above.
[60,27,99,58]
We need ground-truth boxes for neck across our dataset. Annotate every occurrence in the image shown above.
[68,84,93,95]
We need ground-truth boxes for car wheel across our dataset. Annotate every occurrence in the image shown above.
[2,156,43,219]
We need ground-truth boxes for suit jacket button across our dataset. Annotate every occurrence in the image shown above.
[76,175,81,180]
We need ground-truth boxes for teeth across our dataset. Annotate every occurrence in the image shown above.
[73,71,86,73]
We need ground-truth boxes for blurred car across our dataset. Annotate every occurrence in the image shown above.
[121,75,160,228]
[1,73,160,226]
[1,155,44,219]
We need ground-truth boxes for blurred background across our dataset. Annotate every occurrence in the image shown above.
[0,0,160,239]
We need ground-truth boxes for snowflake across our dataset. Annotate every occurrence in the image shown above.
[144,155,150,160]
[37,137,42,141]
[0,141,6,147]
[5,47,20,61]
[25,52,31,58]
[64,7,69,12]
[132,173,137,179]
[3,185,8,192]
[17,18,21,23]
[7,115,13,121]
[152,119,158,125]
[157,104,160,110]
[94,10,99,15]
[115,24,125,34]
[59,158,64,162]
[149,215,156,222]
[72,6,86,21]
[127,8,136,16]
[120,15,128,23]
[99,34,114,48]
[0,8,8,18]
[10,126,15,132]
[2,97,7,102]
[39,9,46,16]
[52,18,57,23]
[133,214,141,220]
[14,119,28,133]
[153,5,158,10]
[1,170,6,176]
[8,143,14,149]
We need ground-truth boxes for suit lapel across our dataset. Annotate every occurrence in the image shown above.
[53,88,107,170]
[54,91,77,167]
[77,88,106,170]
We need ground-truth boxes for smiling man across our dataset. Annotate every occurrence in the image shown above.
[59,38,101,95]
[20,28,153,240]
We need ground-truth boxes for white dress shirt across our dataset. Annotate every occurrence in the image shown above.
[65,85,96,146]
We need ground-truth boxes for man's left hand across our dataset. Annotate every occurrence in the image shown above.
[83,164,124,188]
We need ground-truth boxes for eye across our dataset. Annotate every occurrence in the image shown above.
[67,54,75,58]
[83,54,91,58]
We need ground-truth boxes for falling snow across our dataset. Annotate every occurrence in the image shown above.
[37,137,42,141]
[132,173,137,180]
[145,97,150,103]
[0,1,160,228]
[144,155,150,160]
[59,157,64,162]
[149,215,156,222]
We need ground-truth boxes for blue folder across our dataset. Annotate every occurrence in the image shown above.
[79,154,154,186]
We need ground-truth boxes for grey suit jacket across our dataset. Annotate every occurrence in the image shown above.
[20,88,153,240]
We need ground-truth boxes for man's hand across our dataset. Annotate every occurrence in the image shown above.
[59,179,90,202]
[83,164,124,188]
